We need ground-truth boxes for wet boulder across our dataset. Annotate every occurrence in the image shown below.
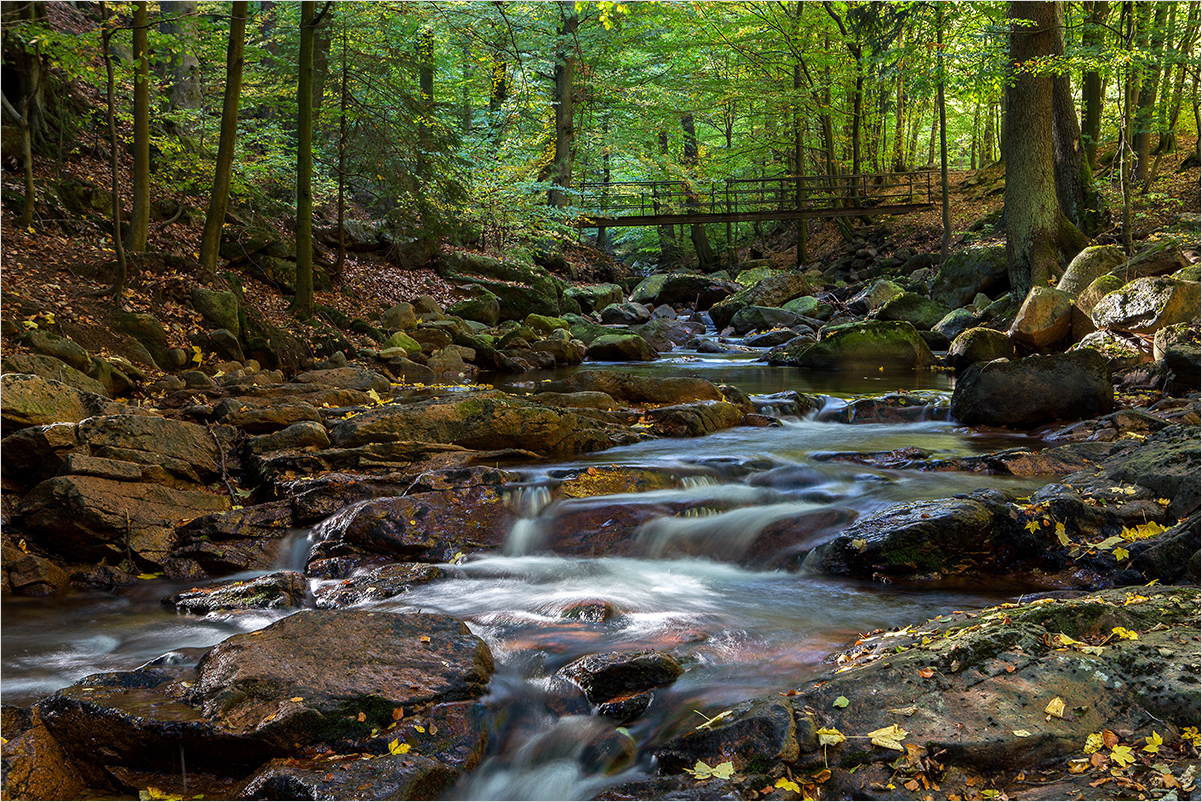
[708,271,812,331]
[169,501,294,576]
[586,333,657,361]
[946,326,1016,371]
[645,400,748,438]
[541,370,723,405]
[238,753,457,801]
[729,306,804,334]
[191,610,494,749]
[18,475,230,567]
[634,317,703,351]
[769,320,937,370]
[314,563,445,608]
[1008,286,1074,349]
[564,283,624,314]
[1090,275,1201,335]
[630,273,739,310]
[0,711,86,800]
[950,350,1113,428]
[558,648,683,718]
[599,301,652,325]
[162,571,307,614]
[655,699,807,777]
[847,279,905,314]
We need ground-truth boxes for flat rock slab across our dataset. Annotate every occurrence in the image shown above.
[192,611,494,748]
[237,752,457,801]
[162,571,307,614]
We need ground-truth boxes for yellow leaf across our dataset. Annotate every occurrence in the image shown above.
[1113,546,1129,560]
[1013,729,1032,737]
[817,727,846,747]
[414,725,425,733]
[867,723,908,751]
[1055,522,1069,546]
[1143,731,1163,753]
[1024,520,1041,533]
[367,388,383,405]
[388,739,410,755]
[832,695,850,708]
[137,572,162,580]
[710,761,735,779]
[776,777,801,793]
[694,709,733,731]
[1111,626,1138,640]
[289,697,304,702]
[851,538,867,551]
[419,635,431,644]
[1110,744,1135,767]
[1182,727,1200,747]
[1044,696,1066,719]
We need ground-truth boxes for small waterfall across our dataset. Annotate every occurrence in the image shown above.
[636,501,824,562]
[503,484,555,556]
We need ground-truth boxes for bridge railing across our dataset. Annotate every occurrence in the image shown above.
[575,170,938,221]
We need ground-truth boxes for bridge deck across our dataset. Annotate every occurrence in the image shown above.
[575,171,938,228]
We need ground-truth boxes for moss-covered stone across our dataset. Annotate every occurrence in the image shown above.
[768,320,937,370]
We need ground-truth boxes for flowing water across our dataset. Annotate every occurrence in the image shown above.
[1,353,1056,799]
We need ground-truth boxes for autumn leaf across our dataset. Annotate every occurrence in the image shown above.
[1143,731,1163,754]
[867,723,908,751]
[832,695,850,708]
[388,739,410,755]
[357,712,366,722]
[817,727,846,747]
[1013,729,1032,737]
[1111,627,1138,640]
[1182,727,1201,747]
[851,538,867,551]
[1110,745,1135,767]
[1024,520,1041,533]
[289,696,304,703]
[1055,521,1069,546]
[1113,546,1129,560]
[1044,696,1065,719]
[775,777,801,793]
[685,760,735,780]
[917,667,934,678]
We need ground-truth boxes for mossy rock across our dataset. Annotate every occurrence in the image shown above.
[768,320,937,370]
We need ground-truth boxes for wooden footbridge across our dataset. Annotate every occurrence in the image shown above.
[574,170,939,229]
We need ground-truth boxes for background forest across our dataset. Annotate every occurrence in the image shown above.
[3,0,1198,292]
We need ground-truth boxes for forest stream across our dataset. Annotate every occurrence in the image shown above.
[2,354,1056,800]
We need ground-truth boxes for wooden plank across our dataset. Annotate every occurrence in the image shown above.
[577,203,932,228]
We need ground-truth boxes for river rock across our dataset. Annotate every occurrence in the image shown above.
[1090,275,1201,335]
[448,291,501,327]
[950,350,1113,428]
[847,279,904,314]
[634,317,702,351]
[1154,322,1201,389]
[294,367,391,393]
[743,328,805,348]
[533,336,587,365]
[655,699,806,777]
[875,292,951,331]
[558,649,683,708]
[246,420,330,456]
[542,370,723,405]
[382,330,422,354]
[162,571,307,614]
[381,302,417,331]
[314,563,445,608]
[1008,286,1074,349]
[222,401,322,434]
[599,301,652,325]
[327,394,640,454]
[630,273,739,310]
[946,326,1015,370]
[20,330,91,372]
[237,753,457,801]
[2,353,110,398]
[170,501,295,576]
[768,320,937,370]
[930,244,1008,308]
[1119,236,1189,279]
[77,415,234,482]
[1056,244,1126,296]
[782,295,832,320]
[708,271,812,331]
[587,333,656,361]
[305,468,517,569]
[0,373,119,430]
[1071,330,1149,372]
[564,283,624,314]
[729,305,803,334]
[190,611,494,748]
[644,401,748,438]
[19,475,231,566]
[0,712,86,800]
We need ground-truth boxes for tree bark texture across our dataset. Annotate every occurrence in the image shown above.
[681,112,717,270]
[1080,1,1108,168]
[198,1,248,272]
[158,1,201,111]
[293,0,316,317]
[1133,2,1168,181]
[548,1,577,208]
[126,1,150,253]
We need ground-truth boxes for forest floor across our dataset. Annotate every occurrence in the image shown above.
[1,138,1199,374]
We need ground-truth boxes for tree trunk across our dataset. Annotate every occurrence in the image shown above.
[198,1,248,272]
[461,44,472,133]
[1005,1,1082,300]
[1080,1,1108,169]
[293,0,317,317]
[416,25,434,182]
[548,1,577,208]
[1,1,50,150]
[1160,2,1199,154]
[655,129,680,267]
[126,1,150,253]
[1132,2,1160,182]
[158,1,201,111]
[332,16,347,280]
[1050,0,1093,234]
[682,111,717,270]
[100,4,128,303]
[312,7,332,118]
[937,4,950,261]
[793,2,806,265]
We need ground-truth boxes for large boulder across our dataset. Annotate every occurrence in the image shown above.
[327,394,643,454]
[1008,286,1074,349]
[162,571,307,613]
[558,649,683,722]
[191,287,241,338]
[768,320,937,370]
[950,350,1113,428]
[1090,275,1201,335]
[237,753,457,801]
[564,283,624,314]
[448,290,501,327]
[294,367,391,393]
[930,244,1008,309]
[437,251,565,321]
[18,475,231,566]
[1154,322,1201,388]
[729,305,804,334]
[191,611,494,748]
[76,415,231,481]
[875,292,951,331]
[0,374,119,430]
[586,333,657,361]
[1071,330,1149,372]
[1056,244,1126,296]
[708,271,812,331]
[599,301,652,325]
[541,370,724,405]
[112,311,170,368]
[630,273,739,310]
[1118,237,1189,280]
[847,279,904,314]
[1,353,110,397]
[20,330,91,372]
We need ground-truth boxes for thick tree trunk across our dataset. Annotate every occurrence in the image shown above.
[312,8,332,118]
[548,1,577,208]
[1133,2,1167,182]
[101,6,128,303]
[126,1,150,253]
[1080,1,1107,169]
[416,25,434,183]
[198,1,248,272]
[1005,1,1083,300]
[682,112,717,271]
[1159,3,1199,155]
[293,0,316,317]
[158,1,201,111]
[655,129,680,267]
[1050,1,1100,235]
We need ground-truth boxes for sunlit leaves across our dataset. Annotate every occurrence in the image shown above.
[1109,745,1135,767]
[388,739,411,755]
[832,695,850,708]
[817,727,846,747]
[1084,732,1105,754]
[867,723,908,751]
[1143,731,1163,754]
[685,760,734,780]
[1044,696,1065,719]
